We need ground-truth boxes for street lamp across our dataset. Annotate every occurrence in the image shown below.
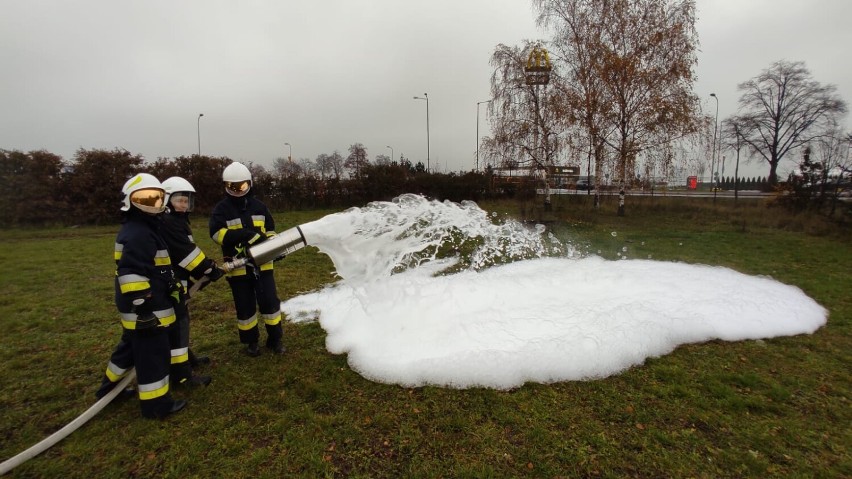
[413,93,430,172]
[710,93,719,201]
[197,113,204,156]
[386,145,394,163]
[709,93,719,185]
[285,142,292,162]
[476,100,491,171]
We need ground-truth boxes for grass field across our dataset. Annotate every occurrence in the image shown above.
[0,196,849,478]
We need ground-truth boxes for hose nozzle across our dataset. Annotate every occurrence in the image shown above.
[220,257,248,273]
[247,225,308,265]
[220,226,308,272]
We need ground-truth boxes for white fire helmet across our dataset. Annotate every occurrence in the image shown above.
[223,161,252,197]
[162,176,196,212]
[121,173,166,214]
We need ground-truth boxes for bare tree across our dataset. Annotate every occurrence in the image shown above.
[273,156,303,178]
[374,153,391,166]
[721,117,748,202]
[296,158,317,178]
[812,123,851,216]
[345,143,370,178]
[315,153,332,180]
[534,0,610,204]
[734,60,847,187]
[328,151,345,180]
[596,0,700,189]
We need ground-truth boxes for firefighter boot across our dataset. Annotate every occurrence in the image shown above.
[95,378,117,399]
[179,375,212,387]
[267,338,286,355]
[144,399,188,420]
[244,342,261,357]
[188,349,211,367]
[95,379,135,401]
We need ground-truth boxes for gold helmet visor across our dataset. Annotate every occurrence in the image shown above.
[225,180,251,197]
[130,188,165,214]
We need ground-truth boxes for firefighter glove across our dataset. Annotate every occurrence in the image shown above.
[231,228,261,246]
[206,264,224,282]
[167,280,183,304]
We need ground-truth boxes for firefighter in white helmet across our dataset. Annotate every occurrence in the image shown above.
[209,162,285,356]
[160,176,222,387]
[95,173,187,419]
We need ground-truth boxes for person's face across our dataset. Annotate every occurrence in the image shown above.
[171,194,191,212]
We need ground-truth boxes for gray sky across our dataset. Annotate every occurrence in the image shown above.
[2,1,850,178]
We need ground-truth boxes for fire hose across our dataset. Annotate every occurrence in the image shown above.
[0,369,137,476]
[0,226,309,475]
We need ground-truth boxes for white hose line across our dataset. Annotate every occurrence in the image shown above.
[0,368,137,476]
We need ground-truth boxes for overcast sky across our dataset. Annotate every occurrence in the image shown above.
[2,1,850,178]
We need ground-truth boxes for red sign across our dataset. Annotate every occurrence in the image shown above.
[687,176,698,190]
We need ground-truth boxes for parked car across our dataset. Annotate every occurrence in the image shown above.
[575,179,594,191]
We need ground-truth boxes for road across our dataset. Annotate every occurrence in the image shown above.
[537,188,773,199]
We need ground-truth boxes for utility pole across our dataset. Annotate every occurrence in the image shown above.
[197,113,204,156]
[413,93,430,172]
[524,45,552,210]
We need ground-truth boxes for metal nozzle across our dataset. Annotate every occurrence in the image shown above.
[220,257,248,273]
[248,225,308,265]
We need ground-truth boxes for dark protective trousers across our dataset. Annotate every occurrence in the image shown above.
[96,327,175,418]
[226,269,283,346]
[168,299,192,383]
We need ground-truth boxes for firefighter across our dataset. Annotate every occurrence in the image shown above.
[161,176,222,387]
[95,173,186,419]
[208,162,285,356]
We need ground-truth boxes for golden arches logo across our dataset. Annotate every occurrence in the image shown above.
[525,46,552,72]
[524,45,552,85]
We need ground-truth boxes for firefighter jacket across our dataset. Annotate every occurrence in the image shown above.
[161,211,217,284]
[114,210,177,330]
[208,194,277,277]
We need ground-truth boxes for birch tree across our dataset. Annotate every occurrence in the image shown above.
[533,0,701,213]
[484,42,567,172]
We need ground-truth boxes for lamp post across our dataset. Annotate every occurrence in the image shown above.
[476,100,491,171]
[710,93,719,202]
[197,113,204,156]
[386,145,394,163]
[285,142,292,162]
[709,94,719,182]
[413,93,430,172]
